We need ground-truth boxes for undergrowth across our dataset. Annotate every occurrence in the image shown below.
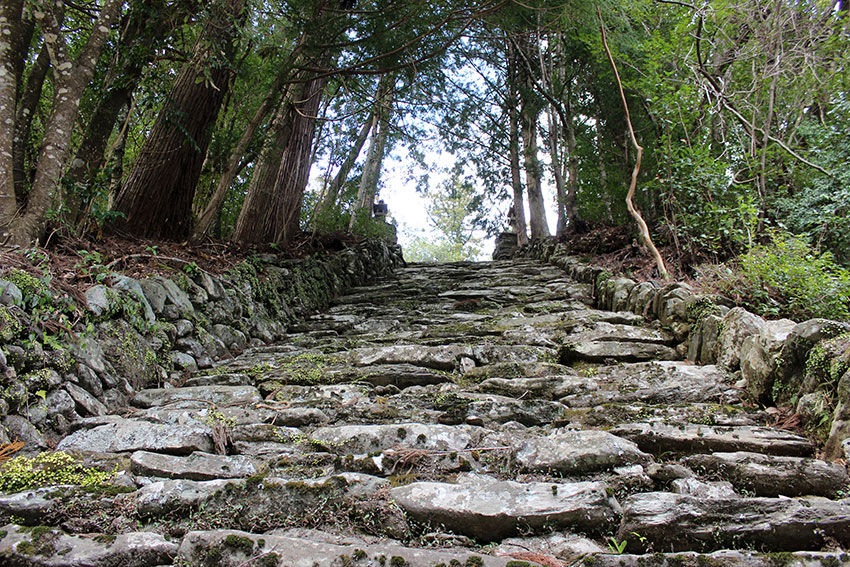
[698,230,850,320]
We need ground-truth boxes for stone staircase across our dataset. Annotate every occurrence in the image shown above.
[2,258,849,566]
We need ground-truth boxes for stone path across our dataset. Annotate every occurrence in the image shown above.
[2,259,849,566]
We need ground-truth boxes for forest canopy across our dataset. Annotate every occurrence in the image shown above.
[1,0,850,295]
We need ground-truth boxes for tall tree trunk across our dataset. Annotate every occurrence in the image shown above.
[3,0,123,248]
[349,75,393,233]
[0,1,23,243]
[111,0,245,239]
[546,106,567,237]
[232,0,350,246]
[522,100,549,239]
[317,75,393,222]
[516,32,549,240]
[13,41,52,202]
[507,42,528,246]
[317,115,372,215]
[562,91,581,234]
[65,0,196,229]
[232,74,327,245]
[192,59,297,241]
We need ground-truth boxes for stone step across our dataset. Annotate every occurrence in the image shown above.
[130,451,257,480]
[478,361,740,406]
[177,529,542,566]
[0,525,177,567]
[131,385,262,408]
[515,429,651,474]
[683,451,850,498]
[617,492,850,552]
[390,473,618,541]
[57,416,213,454]
[582,551,850,567]
[610,422,814,457]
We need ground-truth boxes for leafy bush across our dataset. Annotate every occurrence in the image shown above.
[698,231,850,320]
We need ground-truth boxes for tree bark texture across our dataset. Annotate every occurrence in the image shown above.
[13,45,51,202]
[546,106,568,236]
[349,74,393,232]
[192,63,294,241]
[65,0,196,229]
[111,0,244,240]
[506,41,528,246]
[0,1,23,244]
[232,75,327,245]
[3,0,123,248]
[522,100,549,239]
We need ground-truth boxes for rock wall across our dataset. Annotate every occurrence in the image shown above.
[0,240,404,452]
[517,238,850,459]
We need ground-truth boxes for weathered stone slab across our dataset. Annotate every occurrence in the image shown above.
[177,530,529,567]
[130,451,256,480]
[610,422,814,457]
[342,363,452,388]
[350,344,473,370]
[131,385,262,408]
[65,382,109,416]
[477,376,571,400]
[0,487,66,522]
[581,551,850,567]
[670,478,737,499]
[683,451,850,497]
[0,524,177,566]
[716,307,765,371]
[391,473,616,541]
[617,492,850,552]
[309,423,485,455]
[556,362,739,406]
[57,418,212,454]
[516,429,650,474]
[135,478,239,517]
[562,340,680,363]
[496,533,606,561]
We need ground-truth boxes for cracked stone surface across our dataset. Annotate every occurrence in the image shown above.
[3,257,848,567]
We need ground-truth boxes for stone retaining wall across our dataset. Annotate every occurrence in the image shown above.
[0,240,404,452]
[517,238,850,459]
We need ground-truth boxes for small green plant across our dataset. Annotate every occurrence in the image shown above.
[699,230,850,320]
[0,451,116,492]
[607,537,627,554]
[74,250,108,283]
[183,262,201,277]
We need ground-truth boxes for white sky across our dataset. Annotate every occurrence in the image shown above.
[377,145,559,260]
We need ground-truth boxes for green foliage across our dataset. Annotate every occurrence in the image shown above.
[74,250,109,283]
[771,109,850,266]
[403,172,482,263]
[699,231,850,320]
[607,537,627,554]
[0,452,115,493]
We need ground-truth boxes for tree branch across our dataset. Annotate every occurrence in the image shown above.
[598,8,669,280]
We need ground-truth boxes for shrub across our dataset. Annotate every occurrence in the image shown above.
[698,231,850,320]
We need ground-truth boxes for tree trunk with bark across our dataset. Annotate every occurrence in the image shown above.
[349,75,393,233]
[192,60,296,241]
[522,99,549,239]
[0,1,23,243]
[504,41,528,247]
[232,75,327,245]
[65,0,196,229]
[546,106,568,236]
[1,0,123,248]
[111,0,244,240]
